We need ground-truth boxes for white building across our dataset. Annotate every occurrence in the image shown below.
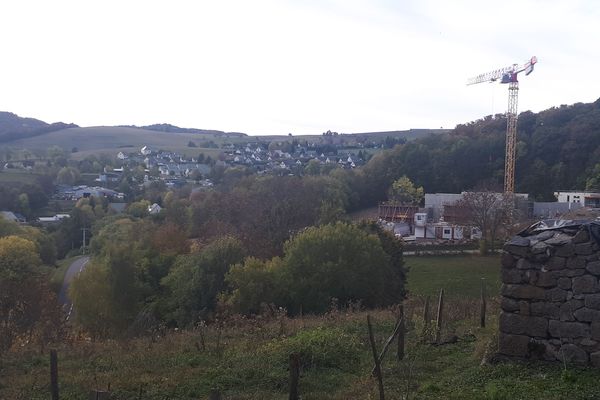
[554,191,600,208]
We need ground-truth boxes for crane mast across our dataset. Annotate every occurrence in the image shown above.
[468,56,537,193]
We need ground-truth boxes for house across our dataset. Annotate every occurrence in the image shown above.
[140,146,153,156]
[554,191,600,208]
[38,214,70,224]
[117,151,129,160]
[148,203,162,215]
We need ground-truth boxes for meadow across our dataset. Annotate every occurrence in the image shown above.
[2,254,599,399]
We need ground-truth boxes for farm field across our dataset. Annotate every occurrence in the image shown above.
[2,126,246,157]
[3,254,599,400]
[0,170,43,185]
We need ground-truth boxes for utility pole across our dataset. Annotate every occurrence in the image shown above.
[81,227,90,254]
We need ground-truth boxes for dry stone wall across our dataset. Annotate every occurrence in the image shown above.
[500,223,600,366]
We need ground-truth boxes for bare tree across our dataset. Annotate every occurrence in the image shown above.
[454,191,514,254]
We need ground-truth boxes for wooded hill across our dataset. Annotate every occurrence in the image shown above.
[0,112,77,143]
[363,98,600,201]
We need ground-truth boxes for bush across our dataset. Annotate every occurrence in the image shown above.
[261,327,363,371]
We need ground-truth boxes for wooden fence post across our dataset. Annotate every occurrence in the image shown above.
[367,315,385,400]
[289,353,301,400]
[50,349,59,400]
[480,278,486,328]
[397,304,405,361]
[435,289,444,344]
[423,296,430,326]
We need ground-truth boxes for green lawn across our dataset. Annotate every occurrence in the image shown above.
[406,254,501,298]
[0,170,41,185]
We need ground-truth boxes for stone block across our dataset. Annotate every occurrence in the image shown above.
[559,269,586,278]
[531,241,550,255]
[585,294,600,310]
[536,272,557,288]
[546,256,567,270]
[558,344,588,364]
[535,231,556,241]
[567,256,586,270]
[498,333,530,357]
[578,338,598,347]
[500,312,547,337]
[586,261,600,275]
[545,287,568,302]
[502,284,546,300]
[574,308,600,322]
[531,301,560,319]
[519,301,530,316]
[502,268,523,284]
[525,270,538,284]
[575,242,594,256]
[572,229,590,244]
[501,297,520,312]
[555,243,575,257]
[545,233,573,246]
[549,320,590,339]
[592,322,600,341]
[572,275,598,294]
[516,258,533,269]
[567,291,574,301]
[557,277,572,290]
[560,301,579,322]
[590,351,600,367]
[501,252,517,268]
[533,252,551,263]
[504,237,531,257]
[586,254,600,262]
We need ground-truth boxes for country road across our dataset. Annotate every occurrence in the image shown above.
[58,256,90,319]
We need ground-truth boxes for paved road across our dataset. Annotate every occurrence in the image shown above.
[58,256,90,320]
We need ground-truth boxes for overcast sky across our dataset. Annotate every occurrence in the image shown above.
[0,0,598,135]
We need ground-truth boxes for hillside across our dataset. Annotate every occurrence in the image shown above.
[1,126,239,158]
[356,98,600,202]
[122,123,247,137]
[0,112,77,143]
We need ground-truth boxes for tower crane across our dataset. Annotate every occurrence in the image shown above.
[468,56,538,193]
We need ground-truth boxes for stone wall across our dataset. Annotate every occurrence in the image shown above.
[500,223,600,365]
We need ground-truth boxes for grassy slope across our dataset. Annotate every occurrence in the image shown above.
[3,254,599,399]
[0,170,42,185]
[3,126,246,156]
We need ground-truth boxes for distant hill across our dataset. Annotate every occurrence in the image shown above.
[0,112,78,143]
[121,123,247,137]
[255,128,449,142]
[1,126,235,158]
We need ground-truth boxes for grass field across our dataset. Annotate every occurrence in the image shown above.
[4,254,600,399]
[3,126,244,156]
[405,255,501,298]
[0,170,42,185]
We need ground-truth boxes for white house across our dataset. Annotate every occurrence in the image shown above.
[554,191,600,208]
[148,203,162,215]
